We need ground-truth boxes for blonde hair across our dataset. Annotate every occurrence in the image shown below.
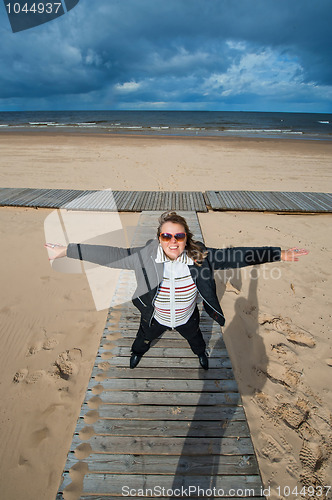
[157,211,207,265]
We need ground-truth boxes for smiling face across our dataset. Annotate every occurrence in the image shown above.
[159,221,187,260]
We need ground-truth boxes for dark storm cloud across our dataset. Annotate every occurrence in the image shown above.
[0,0,331,110]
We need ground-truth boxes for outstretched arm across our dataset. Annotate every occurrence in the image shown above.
[208,245,308,270]
[44,242,145,270]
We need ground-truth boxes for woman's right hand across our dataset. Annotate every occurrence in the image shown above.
[44,243,67,260]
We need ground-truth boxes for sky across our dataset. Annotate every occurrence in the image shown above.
[1,0,332,113]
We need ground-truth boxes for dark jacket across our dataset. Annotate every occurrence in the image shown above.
[67,239,281,327]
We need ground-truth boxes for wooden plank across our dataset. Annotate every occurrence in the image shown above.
[80,404,246,421]
[87,378,239,393]
[99,346,229,358]
[105,323,223,337]
[64,452,258,474]
[95,356,233,369]
[90,366,235,380]
[105,315,223,327]
[86,390,240,406]
[112,336,226,349]
[58,492,263,500]
[75,418,249,438]
[65,473,263,495]
[106,327,214,340]
[205,191,220,210]
[196,191,208,212]
[70,435,254,455]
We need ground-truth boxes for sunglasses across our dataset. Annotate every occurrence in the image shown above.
[160,232,186,242]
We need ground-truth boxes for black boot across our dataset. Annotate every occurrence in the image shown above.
[198,352,209,370]
[130,353,142,369]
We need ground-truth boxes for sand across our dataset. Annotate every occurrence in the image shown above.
[1,132,332,192]
[0,132,331,499]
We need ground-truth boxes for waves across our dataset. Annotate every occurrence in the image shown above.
[0,110,331,139]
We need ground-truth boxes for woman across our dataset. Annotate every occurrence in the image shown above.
[45,211,308,370]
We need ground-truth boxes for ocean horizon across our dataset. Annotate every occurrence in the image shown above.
[0,110,331,140]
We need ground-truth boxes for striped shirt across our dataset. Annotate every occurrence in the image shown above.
[154,245,198,328]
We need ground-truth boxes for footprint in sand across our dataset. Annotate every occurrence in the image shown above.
[26,335,60,356]
[13,368,28,383]
[258,313,316,348]
[13,368,46,384]
[54,348,82,380]
[299,442,325,471]
[42,337,59,350]
[257,359,301,390]
[79,426,95,441]
[91,383,104,395]
[286,456,300,479]
[98,361,111,371]
[276,402,309,430]
[74,442,92,460]
[253,391,279,423]
[25,370,46,384]
[271,343,298,364]
[83,410,100,425]
[30,426,50,447]
[299,442,328,487]
[26,343,42,356]
[258,432,284,463]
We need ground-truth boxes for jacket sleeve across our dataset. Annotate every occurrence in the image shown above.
[67,243,142,270]
[207,246,281,270]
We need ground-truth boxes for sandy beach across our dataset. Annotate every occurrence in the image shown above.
[0,132,331,499]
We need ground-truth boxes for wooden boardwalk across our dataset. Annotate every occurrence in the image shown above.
[57,211,264,499]
[0,188,207,212]
[1,187,332,212]
[205,190,332,213]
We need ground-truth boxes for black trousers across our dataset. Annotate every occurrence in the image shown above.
[131,306,206,356]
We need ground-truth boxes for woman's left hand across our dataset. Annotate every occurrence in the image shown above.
[280,247,309,261]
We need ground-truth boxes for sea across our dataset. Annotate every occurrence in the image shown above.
[0,110,331,140]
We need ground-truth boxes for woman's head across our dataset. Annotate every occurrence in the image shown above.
[157,212,190,260]
[157,211,207,264]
